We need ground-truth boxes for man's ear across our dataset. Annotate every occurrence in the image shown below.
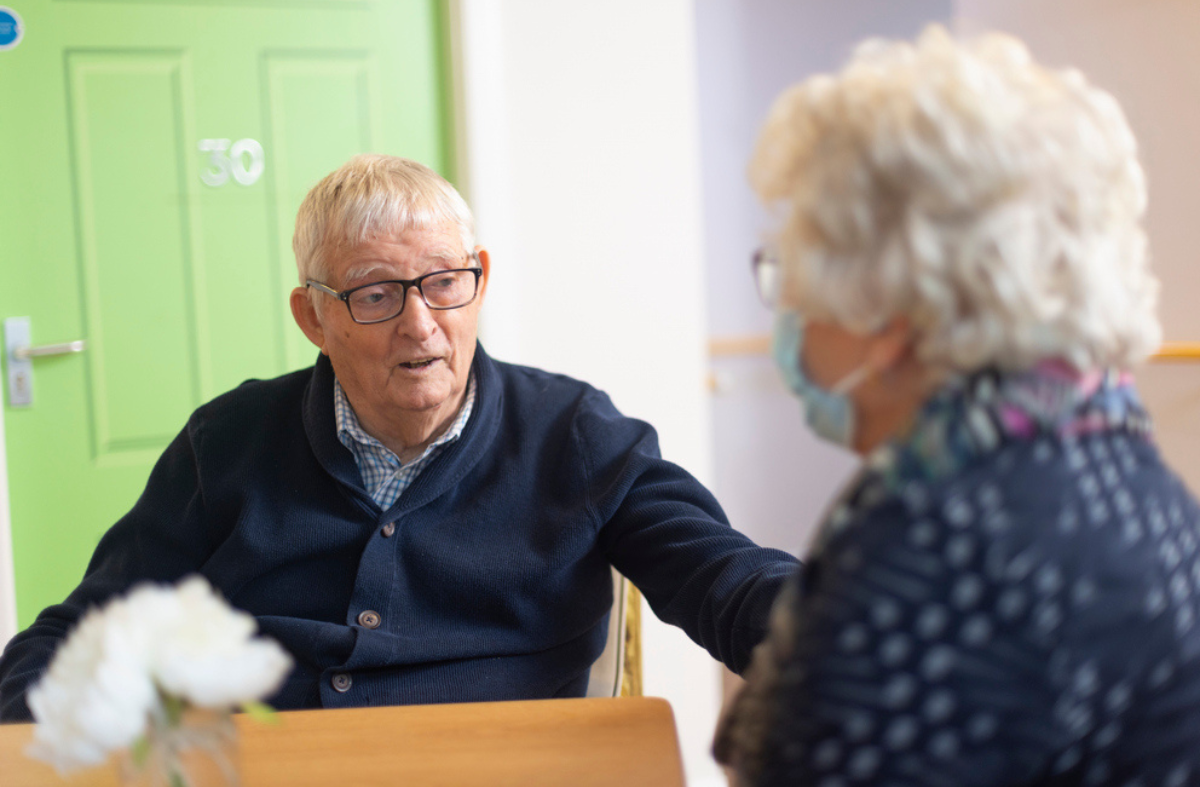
[290,287,328,354]
[474,246,490,305]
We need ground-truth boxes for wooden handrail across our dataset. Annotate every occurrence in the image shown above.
[1152,342,1200,361]
[708,336,1200,362]
[708,335,771,357]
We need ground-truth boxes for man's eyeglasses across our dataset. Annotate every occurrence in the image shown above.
[751,247,781,308]
[307,254,483,325]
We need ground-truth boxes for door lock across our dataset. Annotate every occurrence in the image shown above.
[5,317,87,407]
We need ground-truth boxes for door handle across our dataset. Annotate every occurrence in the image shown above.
[12,339,86,361]
[4,317,86,408]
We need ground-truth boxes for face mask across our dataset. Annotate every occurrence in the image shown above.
[772,312,872,448]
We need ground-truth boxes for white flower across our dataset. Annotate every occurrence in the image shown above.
[147,577,292,707]
[26,576,292,773]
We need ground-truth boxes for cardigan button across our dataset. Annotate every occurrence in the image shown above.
[381,522,396,538]
[357,610,382,629]
[331,673,352,693]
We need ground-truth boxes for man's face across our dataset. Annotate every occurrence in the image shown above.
[291,221,488,442]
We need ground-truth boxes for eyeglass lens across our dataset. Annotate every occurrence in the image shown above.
[753,250,781,307]
[347,270,478,323]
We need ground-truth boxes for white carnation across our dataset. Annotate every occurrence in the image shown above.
[26,575,292,773]
[148,577,292,707]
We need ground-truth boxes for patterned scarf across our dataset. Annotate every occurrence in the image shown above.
[817,362,1154,552]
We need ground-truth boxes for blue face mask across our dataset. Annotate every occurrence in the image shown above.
[772,312,871,449]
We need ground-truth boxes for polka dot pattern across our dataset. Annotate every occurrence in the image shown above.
[719,373,1200,787]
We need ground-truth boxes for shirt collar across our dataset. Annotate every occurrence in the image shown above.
[334,373,477,462]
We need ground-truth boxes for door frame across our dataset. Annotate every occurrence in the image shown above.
[1,388,17,645]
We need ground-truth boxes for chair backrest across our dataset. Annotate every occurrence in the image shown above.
[586,569,642,697]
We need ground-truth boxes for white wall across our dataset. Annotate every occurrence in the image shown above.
[455,2,722,784]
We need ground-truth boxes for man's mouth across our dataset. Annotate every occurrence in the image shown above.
[399,358,438,369]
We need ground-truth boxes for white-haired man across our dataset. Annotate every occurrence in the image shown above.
[0,154,798,720]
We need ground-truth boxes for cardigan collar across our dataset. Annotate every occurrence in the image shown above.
[301,342,504,516]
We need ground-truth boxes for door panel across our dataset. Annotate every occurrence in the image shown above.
[69,51,204,459]
[0,0,451,627]
[262,52,381,370]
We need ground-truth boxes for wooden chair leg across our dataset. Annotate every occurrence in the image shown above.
[620,583,643,697]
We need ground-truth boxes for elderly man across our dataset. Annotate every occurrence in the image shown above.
[0,154,796,721]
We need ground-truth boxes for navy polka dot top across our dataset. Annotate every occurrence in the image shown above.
[716,367,1200,786]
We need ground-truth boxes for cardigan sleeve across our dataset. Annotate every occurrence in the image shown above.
[574,388,798,674]
[0,418,213,721]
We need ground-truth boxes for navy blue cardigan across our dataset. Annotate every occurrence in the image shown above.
[0,345,796,720]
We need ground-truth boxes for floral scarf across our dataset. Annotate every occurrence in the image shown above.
[816,362,1154,551]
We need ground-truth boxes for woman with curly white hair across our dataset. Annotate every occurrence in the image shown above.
[714,25,1200,786]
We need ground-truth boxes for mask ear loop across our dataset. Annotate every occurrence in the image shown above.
[832,315,916,396]
[830,361,873,396]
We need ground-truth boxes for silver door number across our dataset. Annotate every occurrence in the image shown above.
[198,138,265,187]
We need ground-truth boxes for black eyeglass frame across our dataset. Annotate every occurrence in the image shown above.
[306,253,484,325]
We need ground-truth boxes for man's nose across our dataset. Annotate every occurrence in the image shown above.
[395,289,438,339]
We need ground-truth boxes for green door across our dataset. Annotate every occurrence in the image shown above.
[0,0,452,627]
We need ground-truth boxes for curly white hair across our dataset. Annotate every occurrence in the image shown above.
[752,25,1161,372]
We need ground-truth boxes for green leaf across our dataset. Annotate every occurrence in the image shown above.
[130,735,151,768]
[240,700,280,725]
[170,768,187,787]
[163,693,186,726]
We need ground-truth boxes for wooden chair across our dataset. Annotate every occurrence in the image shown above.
[586,569,643,697]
